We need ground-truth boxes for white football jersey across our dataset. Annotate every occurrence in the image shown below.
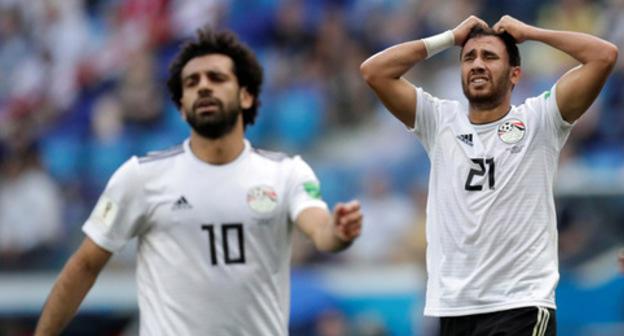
[83,139,327,335]
[411,85,573,316]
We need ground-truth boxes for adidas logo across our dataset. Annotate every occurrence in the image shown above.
[457,133,473,147]
[172,196,192,210]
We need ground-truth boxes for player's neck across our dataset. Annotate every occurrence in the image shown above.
[189,123,245,165]
[468,95,512,125]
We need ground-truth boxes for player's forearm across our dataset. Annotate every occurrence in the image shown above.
[35,256,100,335]
[360,40,428,85]
[527,27,618,66]
[312,219,352,253]
[297,205,360,253]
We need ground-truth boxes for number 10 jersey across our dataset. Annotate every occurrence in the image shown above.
[83,139,327,335]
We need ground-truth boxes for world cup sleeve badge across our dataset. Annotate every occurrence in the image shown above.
[247,185,278,214]
[498,118,526,144]
[90,195,119,228]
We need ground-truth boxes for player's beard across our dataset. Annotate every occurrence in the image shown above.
[185,97,241,139]
[462,68,512,110]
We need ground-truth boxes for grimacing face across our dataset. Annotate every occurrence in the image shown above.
[179,54,253,139]
[460,36,520,109]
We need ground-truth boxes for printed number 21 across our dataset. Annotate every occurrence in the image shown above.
[201,223,245,265]
[465,158,495,191]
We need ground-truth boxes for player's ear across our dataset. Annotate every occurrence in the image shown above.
[510,66,521,86]
[239,87,254,110]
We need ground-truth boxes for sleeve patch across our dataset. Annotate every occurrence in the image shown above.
[90,196,119,228]
[303,181,321,199]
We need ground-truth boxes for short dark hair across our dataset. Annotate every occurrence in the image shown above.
[461,26,521,67]
[167,26,263,127]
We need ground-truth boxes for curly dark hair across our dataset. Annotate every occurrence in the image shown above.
[167,26,263,127]
[461,26,521,67]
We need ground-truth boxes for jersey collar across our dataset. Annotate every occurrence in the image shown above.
[183,138,251,168]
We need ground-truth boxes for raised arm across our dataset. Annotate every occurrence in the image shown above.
[493,15,619,123]
[295,201,362,253]
[35,237,112,336]
[360,16,488,127]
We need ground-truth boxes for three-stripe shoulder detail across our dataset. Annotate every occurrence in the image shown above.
[138,145,184,164]
[252,147,290,162]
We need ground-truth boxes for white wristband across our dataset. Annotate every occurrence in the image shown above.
[422,30,455,59]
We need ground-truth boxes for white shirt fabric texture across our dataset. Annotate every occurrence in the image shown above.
[83,139,327,335]
[411,85,573,317]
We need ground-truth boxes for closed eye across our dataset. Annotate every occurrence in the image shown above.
[483,51,499,60]
[462,50,476,62]
[183,74,199,87]
[208,72,228,82]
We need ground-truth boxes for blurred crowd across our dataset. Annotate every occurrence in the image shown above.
[0,0,623,274]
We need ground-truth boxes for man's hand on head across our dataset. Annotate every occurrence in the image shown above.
[452,16,489,46]
[493,15,535,43]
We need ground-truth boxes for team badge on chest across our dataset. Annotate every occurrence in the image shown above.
[247,185,278,214]
[498,119,526,144]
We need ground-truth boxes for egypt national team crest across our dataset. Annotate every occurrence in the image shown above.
[247,185,278,214]
[498,119,526,144]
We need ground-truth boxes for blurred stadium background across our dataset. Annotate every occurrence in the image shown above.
[0,0,623,335]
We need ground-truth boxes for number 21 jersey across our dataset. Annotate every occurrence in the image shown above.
[411,85,573,317]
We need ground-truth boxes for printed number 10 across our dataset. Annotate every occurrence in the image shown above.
[201,223,246,265]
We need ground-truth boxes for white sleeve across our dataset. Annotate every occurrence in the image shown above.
[82,157,146,252]
[409,86,443,152]
[287,156,328,222]
[526,84,574,150]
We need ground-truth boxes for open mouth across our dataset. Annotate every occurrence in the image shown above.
[469,76,489,85]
